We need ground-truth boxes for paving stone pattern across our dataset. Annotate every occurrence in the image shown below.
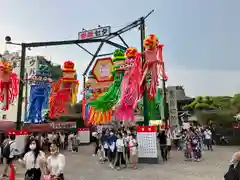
[0,145,238,180]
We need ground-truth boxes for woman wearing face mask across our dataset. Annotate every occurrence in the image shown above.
[46,143,66,180]
[19,139,45,180]
[115,133,126,170]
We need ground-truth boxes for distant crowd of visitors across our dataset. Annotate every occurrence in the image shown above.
[92,126,138,170]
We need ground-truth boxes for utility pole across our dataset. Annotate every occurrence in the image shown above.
[24,72,28,123]
[16,43,26,130]
[140,18,149,126]
[161,78,168,125]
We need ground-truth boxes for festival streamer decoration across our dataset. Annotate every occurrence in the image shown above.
[26,65,52,123]
[82,71,97,124]
[114,47,143,121]
[0,60,19,110]
[49,61,79,118]
[88,49,126,124]
[141,34,168,99]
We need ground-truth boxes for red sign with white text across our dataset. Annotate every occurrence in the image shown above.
[136,126,157,133]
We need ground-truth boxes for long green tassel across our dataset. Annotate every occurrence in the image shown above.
[148,98,156,120]
[139,88,163,120]
[89,49,125,113]
[88,73,123,112]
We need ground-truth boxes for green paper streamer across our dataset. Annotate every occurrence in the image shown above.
[89,50,125,113]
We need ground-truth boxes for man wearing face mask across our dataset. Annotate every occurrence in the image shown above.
[46,143,66,180]
[107,130,117,168]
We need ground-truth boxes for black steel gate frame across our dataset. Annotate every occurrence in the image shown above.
[5,10,154,130]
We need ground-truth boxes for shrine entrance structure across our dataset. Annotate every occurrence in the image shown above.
[5,10,168,131]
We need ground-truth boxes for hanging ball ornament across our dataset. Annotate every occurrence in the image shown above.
[143,34,159,50]
[125,47,138,58]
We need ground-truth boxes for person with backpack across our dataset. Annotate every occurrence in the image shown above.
[2,134,17,178]
[1,136,9,163]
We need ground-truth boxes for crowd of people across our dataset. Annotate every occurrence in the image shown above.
[0,124,217,178]
[35,132,78,153]
[157,126,214,162]
[0,132,74,180]
[92,127,138,170]
[91,124,215,172]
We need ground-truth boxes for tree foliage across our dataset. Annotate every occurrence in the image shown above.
[184,96,216,111]
[184,95,239,112]
[211,96,232,110]
[183,94,240,127]
[196,110,236,127]
[231,94,240,113]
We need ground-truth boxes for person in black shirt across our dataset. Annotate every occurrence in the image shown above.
[158,130,168,161]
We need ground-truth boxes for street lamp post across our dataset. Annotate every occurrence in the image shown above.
[23,72,28,123]
[4,37,26,130]
[16,43,26,130]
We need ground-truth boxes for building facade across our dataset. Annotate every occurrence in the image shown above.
[167,86,194,129]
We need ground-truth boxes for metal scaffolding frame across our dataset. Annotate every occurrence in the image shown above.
[5,10,155,130]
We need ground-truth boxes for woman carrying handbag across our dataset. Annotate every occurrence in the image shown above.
[46,143,66,180]
[18,139,45,180]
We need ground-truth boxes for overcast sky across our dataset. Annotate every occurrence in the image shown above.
[1,0,239,98]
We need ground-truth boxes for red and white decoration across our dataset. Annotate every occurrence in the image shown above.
[77,128,90,144]
[136,126,158,158]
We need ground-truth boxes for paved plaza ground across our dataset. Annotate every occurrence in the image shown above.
[1,145,238,180]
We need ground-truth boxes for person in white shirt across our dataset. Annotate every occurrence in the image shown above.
[166,129,172,158]
[60,133,66,150]
[68,133,74,152]
[47,143,65,180]
[19,139,45,180]
[47,133,53,144]
[37,134,44,148]
[204,128,213,151]
[115,133,126,170]
[2,134,18,178]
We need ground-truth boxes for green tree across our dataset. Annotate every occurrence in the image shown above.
[231,94,240,113]
[211,96,232,110]
[184,96,216,111]
[196,110,235,127]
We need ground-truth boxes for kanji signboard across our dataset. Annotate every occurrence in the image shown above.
[26,56,38,77]
[78,26,111,40]
[92,57,113,82]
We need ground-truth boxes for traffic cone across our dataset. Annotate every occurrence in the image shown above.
[9,162,15,180]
